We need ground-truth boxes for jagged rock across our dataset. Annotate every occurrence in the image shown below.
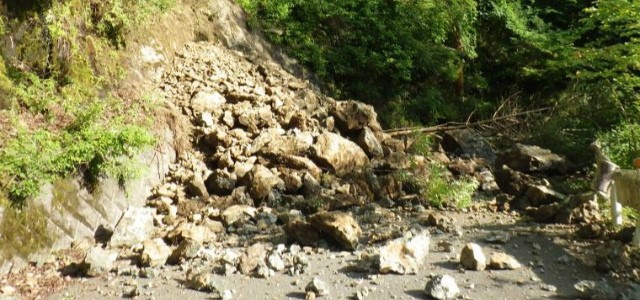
[205,169,237,196]
[356,127,383,158]
[267,251,286,271]
[496,143,568,174]
[460,243,487,271]
[191,90,226,114]
[82,246,118,277]
[255,262,275,278]
[526,185,565,206]
[239,243,267,275]
[489,252,521,270]
[376,231,430,274]
[441,129,496,164]
[281,170,304,193]
[110,207,156,248]
[494,165,538,197]
[168,239,202,264]
[424,275,460,300]
[185,173,209,198]
[140,238,172,267]
[221,205,257,227]
[309,211,362,250]
[165,222,215,244]
[248,165,283,200]
[310,132,369,176]
[331,101,382,134]
[305,278,330,296]
[279,155,322,179]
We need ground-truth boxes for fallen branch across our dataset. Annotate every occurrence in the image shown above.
[383,107,552,136]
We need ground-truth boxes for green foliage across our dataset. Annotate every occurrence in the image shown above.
[598,122,640,169]
[421,163,479,209]
[0,120,154,206]
[0,0,174,206]
[240,0,478,124]
[395,156,479,209]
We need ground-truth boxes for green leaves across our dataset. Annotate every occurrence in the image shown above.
[0,121,154,206]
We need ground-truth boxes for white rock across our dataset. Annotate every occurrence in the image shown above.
[110,207,155,248]
[424,275,460,300]
[377,231,430,274]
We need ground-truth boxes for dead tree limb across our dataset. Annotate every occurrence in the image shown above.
[383,107,552,137]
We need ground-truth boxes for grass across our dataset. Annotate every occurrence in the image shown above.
[395,132,480,209]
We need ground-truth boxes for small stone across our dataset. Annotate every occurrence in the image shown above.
[185,270,220,293]
[424,275,460,300]
[460,243,486,271]
[305,291,316,300]
[122,285,139,298]
[168,239,202,264]
[489,252,521,270]
[305,277,330,296]
[541,284,557,292]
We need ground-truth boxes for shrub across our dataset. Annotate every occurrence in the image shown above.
[598,122,640,169]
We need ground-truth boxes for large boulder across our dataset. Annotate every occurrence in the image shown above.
[496,143,568,174]
[109,207,156,248]
[441,129,496,164]
[376,231,430,274]
[190,90,226,114]
[310,132,369,176]
[356,127,384,158]
[248,165,283,200]
[526,185,565,206]
[309,211,362,250]
[205,169,237,196]
[330,101,383,134]
[81,246,118,277]
[141,238,172,267]
[494,165,537,197]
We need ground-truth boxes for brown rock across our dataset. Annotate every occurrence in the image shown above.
[239,243,267,275]
[460,243,486,271]
[309,211,362,250]
[331,101,382,134]
[285,220,322,246]
[248,165,283,200]
[310,132,369,176]
[489,252,521,270]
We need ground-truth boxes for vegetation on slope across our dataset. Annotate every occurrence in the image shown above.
[0,0,175,206]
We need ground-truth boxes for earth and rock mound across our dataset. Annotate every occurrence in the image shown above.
[2,3,640,300]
